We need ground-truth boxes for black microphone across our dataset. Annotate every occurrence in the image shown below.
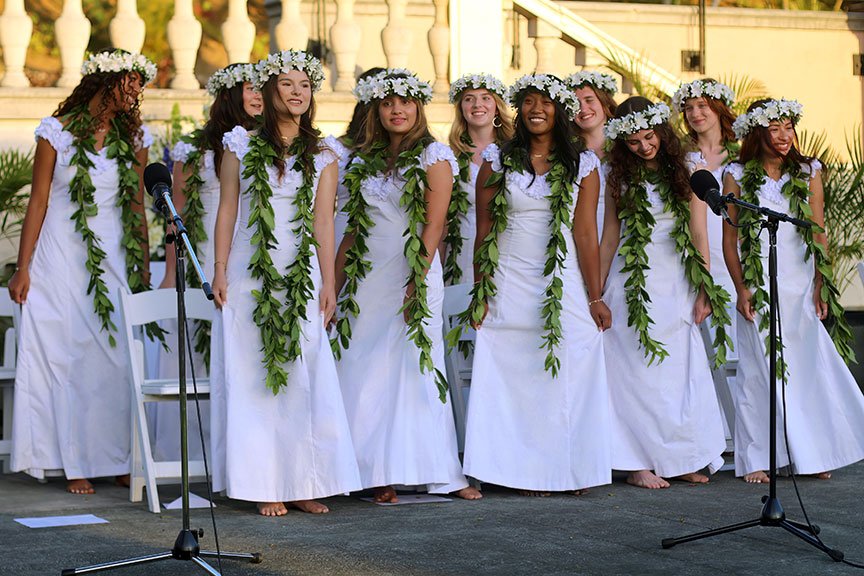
[144,162,173,216]
[690,169,726,216]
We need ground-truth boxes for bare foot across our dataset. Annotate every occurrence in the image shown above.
[743,470,770,484]
[517,489,551,497]
[256,502,288,516]
[812,471,832,480]
[66,479,95,495]
[289,500,329,514]
[114,474,131,488]
[673,472,710,484]
[453,486,482,500]
[373,486,398,503]
[626,470,670,489]
[569,489,589,496]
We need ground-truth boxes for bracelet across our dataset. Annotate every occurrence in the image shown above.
[588,298,604,307]
[214,260,226,270]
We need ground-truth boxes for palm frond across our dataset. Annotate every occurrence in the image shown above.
[716,73,768,116]
[0,148,34,238]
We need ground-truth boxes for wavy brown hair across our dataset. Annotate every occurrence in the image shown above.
[448,89,514,155]
[259,72,321,179]
[738,98,812,171]
[342,67,386,149]
[608,96,691,207]
[681,79,736,145]
[202,65,261,178]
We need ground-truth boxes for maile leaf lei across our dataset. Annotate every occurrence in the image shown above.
[443,133,474,285]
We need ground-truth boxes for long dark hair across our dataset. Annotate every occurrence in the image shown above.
[259,72,321,179]
[202,65,260,177]
[608,96,690,206]
[342,67,386,148]
[738,98,812,171]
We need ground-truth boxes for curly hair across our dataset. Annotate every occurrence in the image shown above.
[607,96,690,208]
[259,73,321,179]
[738,98,813,172]
[202,65,260,177]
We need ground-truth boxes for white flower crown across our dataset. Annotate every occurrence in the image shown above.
[672,79,735,112]
[507,74,580,121]
[732,98,803,140]
[563,71,618,95]
[206,63,258,97]
[448,73,508,104]
[255,50,325,92]
[81,50,157,84]
[604,102,671,140]
[353,68,434,105]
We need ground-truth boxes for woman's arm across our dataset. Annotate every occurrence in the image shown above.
[689,191,712,324]
[572,169,611,330]
[807,167,829,320]
[159,160,191,288]
[721,172,755,322]
[211,150,241,308]
[313,161,338,324]
[419,160,453,269]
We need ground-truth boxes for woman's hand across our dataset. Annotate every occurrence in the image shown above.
[589,299,612,331]
[736,286,756,322]
[813,278,828,320]
[8,268,30,304]
[470,301,489,330]
[158,273,176,290]
[320,283,337,326]
[212,266,228,309]
[693,288,713,324]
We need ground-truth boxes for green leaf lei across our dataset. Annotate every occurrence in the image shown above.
[617,169,732,367]
[737,159,855,374]
[333,140,449,402]
[65,107,164,347]
[242,133,318,395]
[443,133,474,285]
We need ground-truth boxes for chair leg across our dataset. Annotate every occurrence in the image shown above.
[1,384,12,474]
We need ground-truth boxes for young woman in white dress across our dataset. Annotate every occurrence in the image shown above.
[721,99,864,483]
[565,71,618,236]
[333,69,480,503]
[8,49,156,495]
[462,74,612,496]
[443,73,513,285]
[211,50,361,516]
[600,96,729,490]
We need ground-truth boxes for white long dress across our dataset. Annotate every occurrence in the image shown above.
[724,161,864,476]
[464,146,611,491]
[210,127,361,502]
[324,135,352,249]
[604,179,726,478]
[12,116,151,480]
[596,161,609,237]
[335,141,469,494]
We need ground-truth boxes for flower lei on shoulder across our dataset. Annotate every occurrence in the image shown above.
[65,106,165,347]
[443,132,474,284]
[333,139,449,401]
[737,159,855,374]
[243,133,318,394]
[616,169,732,366]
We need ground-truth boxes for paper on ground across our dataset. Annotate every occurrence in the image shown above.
[15,514,109,528]
[361,494,451,506]
[163,492,214,510]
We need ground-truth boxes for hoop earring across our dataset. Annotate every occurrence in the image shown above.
[492,115,502,129]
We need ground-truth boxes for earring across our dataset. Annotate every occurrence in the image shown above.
[492,115,502,128]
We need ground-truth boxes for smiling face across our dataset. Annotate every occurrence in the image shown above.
[624,128,660,164]
[574,86,606,132]
[683,96,719,136]
[378,95,418,136]
[273,70,312,118]
[520,90,555,136]
[764,118,795,158]
[242,82,263,116]
[460,88,497,130]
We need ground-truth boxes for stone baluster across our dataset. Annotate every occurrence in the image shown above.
[0,0,33,87]
[275,0,308,51]
[381,0,411,69]
[109,0,145,53]
[168,0,203,89]
[330,0,361,91]
[427,0,449,93]
[527,18,559,75]
[222,0,256,64]
[56,0,92,88]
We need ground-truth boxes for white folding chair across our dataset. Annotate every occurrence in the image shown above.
[442,283,474,453]
[0,292,17,473]
[120,288,212,513]
[700,320,738,457]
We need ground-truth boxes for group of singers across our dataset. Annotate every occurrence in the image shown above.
[7,48,864,516]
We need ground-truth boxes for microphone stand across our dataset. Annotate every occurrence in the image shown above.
[63,191,261,575]
[661,195,843,561]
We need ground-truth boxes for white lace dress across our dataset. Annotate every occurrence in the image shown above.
[324,135,352,249]
[724,161,864,476]
[335,141,469,493]
[12,117,151,480]
[463,146,611,491]
[209,127,361,502]
[603,178,726,478]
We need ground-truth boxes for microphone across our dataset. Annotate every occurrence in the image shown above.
[144,162,173,217]
[690,169,726,216]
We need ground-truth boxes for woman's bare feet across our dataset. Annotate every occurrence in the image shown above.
[673,472,710,484]
[66,479,95,495]
[812,471,832,480]
[569,489,589,496]
[373,486,398,503]
[289,500,329,514]
[256,502,288,516]
[114,474,131,488]
[743,470,770,484]
[626,470,670,489]
[517,489,552,497]
[453,486,482,500]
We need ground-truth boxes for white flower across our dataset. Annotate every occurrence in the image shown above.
[563,71,618,95]
[81,50,157,84]
[254,50,325,92]
[448,73,508,104]
[507,74,581,121]
[672,79,735,112]
[353,69,433,105]
[732,98,803,140]
[206,63,258,97]
[604,102,671,140]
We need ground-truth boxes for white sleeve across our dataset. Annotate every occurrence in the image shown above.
[420,141,459,176]
[481,143,502,172]
[136,125,154,151]
[575,150,600,186]
[722,162,745,187]
[171,140,195,164]
[221,126,250,160]
[314,145,339,173]
[34,117,73,153]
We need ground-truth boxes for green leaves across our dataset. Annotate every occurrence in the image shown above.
[443,134,474,285]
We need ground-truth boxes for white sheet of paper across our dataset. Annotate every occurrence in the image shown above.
[15,514,109,529]
[163,493,214,510]
[361,494,452,506]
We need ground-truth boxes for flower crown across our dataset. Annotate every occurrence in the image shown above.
[81,50,157,84]
[604,102,671,140]
[353,68,434,105]
[507,74,580,121]
[206,63,258,97]
[255,50,325,92]
[448,73,508,104]
[672,79,735,112]
[732,98,803,140]
[563,71,618,95]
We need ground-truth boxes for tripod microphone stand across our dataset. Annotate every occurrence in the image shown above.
[661,193,844,562]
[63,165,261,575]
